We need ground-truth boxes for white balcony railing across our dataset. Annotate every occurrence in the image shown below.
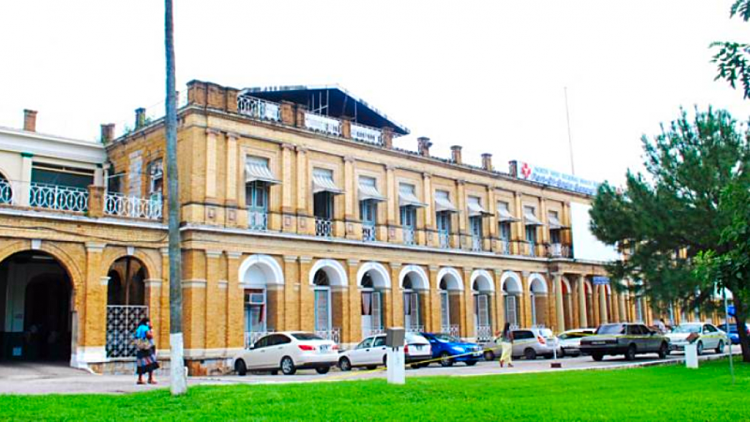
[405,324,424,334]
[476,325,493,342]
[104,193,162,220]
[441,324,461,337]
[29,182,89,213]
[471,236,482,252]
[350,123,382,145]
[0,179,13,205]
[403,227,415,245]
[498,239,510,255]
[237,96,281,122]
[304,112,341,137]
[547,243,571,258]
[248,210,268,231]
[315,327,341,344]
[527,242,537,257]
[316,217,333,237]
[362,224,376,242]
[438,230,450,249]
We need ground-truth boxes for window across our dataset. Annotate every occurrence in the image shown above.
[148,159,163,196]
[31,164,94,189]
[244,289,266,334]
[357,338,374,349]
[596,324,625,335]
[360,199,377,225]
[291,333,324,341]
[254,335,270,349]
[373,336,386,347]
[512,331,534,340]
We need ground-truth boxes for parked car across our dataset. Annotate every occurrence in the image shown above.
[723,323,749,345]
[557,329,596,357]
[420,332,482,367]
[666,323,728,355]
[511,328,562,360]
[338,332,432,371]
[233,332,339,376]
[580,323,669,361]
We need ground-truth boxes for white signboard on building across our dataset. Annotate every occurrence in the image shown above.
[569,201,620,263]
[513,161,599,196]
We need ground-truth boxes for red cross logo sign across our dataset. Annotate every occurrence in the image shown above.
[520,162,532,179]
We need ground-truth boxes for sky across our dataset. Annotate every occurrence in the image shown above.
[1,0,748,186]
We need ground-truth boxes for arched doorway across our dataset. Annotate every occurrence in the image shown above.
[529,275,548,327]
[239,255,284,347]
[437,268,462,337]
[400,265,429,333]
[309,259,347,343]
[472,270,494,342]
[358,263,390,338]
[105,256,148,358]
[501,272,522,328]
[0,251,72,362]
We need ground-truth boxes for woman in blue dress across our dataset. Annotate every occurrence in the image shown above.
[135,317,159,385]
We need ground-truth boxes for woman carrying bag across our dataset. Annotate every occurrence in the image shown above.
[134,317,159,385]
[496,322,514,368]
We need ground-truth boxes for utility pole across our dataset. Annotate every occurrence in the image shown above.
[165,0,187,395]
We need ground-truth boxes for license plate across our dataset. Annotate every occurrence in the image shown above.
[592,341,606,345]
[415,345,423,351]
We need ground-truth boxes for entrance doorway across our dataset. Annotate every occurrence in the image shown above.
[0,251,72,362]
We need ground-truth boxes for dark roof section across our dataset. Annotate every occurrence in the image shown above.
[240,84,409,136]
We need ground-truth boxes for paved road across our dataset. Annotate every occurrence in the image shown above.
[0,350,736,395]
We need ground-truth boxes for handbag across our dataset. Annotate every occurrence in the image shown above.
[135,337,151,351]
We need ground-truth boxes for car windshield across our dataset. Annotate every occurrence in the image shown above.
[596,324,625,335]
[435,334,460,343]
[672,325,701,334]
[291,333,323,341]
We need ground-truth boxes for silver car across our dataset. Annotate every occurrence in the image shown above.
[511,328,562,360]
[557,329,596,357]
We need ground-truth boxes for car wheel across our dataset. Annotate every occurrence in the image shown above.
[696,341,704,356]
[524,348,537,360]
[658,342,668,359]
[234,359,247,376]
[439,352,454,367]
[592,353,604,362]
[716,340,725,354]
[339,357,352,372]
[315,366,330,375]
[280,356,296,375]
[465,360,477,366]
[625,344,637,361]
[484,350,496,361]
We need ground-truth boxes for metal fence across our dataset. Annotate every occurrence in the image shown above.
[304,112,341,137]
[248,210,269,231]
[362,224,376,242]
[314,327,341,344]
[0,179,13,204]
[476,325,493,342]
[315,218,333,237]
[237,96,281,122]
[106,305,149,358]
[440,324,461,337]
[104,193,162,220]
[29,182,88,212]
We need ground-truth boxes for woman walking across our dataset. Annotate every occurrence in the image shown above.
[135,317,159,385]
[496,322,514,368]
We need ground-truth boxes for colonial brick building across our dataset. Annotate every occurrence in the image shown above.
[0,83,721,374]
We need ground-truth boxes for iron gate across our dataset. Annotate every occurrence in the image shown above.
[106,305,149,358]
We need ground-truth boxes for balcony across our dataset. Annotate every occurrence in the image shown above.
[438,230,450,249]
[248,209,269,231]
[471,236,482,252]
[315,217,333,237]
[104,193,162,220]
[304,112,341,137]
[350,123,382,145]
[547,243,572,258]
[29,182,89,213]
[237,96,281,122]
[403,226,416,245]
[525,242,537,257]
[362,223,376,242]
[497,239,511,255]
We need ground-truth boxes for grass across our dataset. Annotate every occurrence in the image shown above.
[0,359,748,421]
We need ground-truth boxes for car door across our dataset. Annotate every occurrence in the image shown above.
[640,325,659,351]
[370,335,388,365]
[702,325,717,348]
[349,337,374,366]
[266,334,292,369]
[246,335,270,369]
[511,330,533,357]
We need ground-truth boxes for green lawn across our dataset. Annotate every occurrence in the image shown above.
[1,359,748,421]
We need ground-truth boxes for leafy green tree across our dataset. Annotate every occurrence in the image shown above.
[589,108,750,362]
[712,0,750,98]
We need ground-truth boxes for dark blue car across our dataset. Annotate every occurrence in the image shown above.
[421,333,482,367]
[725,324,749,345]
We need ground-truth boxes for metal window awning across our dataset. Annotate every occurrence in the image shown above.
[434,196,458,213]
[245,161,280,184]
[497,206,519,222]
[358,182,386,202]
[524,212,544,226]
[313,172,343,194]
[399,191,427,208]
[468,202,491,217]
[548,215,568,230]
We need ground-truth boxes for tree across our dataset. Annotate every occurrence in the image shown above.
[712,0,750,99]
[589,108,750,362]
[165,0,187,395]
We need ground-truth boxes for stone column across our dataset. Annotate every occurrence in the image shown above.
[282,256,299,331]
[619,293,627,323]
[554,273,565,333]
[226,133,239,208]
[428,265,441,332]
[18,152,33,207]
[577,275,588,328]
[225,252,244,352]
[386,165,397,241]
[81,242,107,363]
[296,147,311,235]
[389,263,403,328]
[493,269,505,329]
[456,180,467,249]
[462,267,474,339]
[204,250,222,353]
[346,259,360,344]
[298,257,314,332]
[521,272,532,327]
[599,284,608,324]
[145,278,163,348]
[611,292,620,322]
[512,192,524,255]
[205,129,220,203]
[281,144,296,233]
[485,187,496,252]
[421,173,433,246]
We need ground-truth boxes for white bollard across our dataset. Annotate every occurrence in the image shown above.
[684,343,699,369]
[386,347,405,385]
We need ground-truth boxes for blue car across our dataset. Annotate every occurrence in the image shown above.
[724,324,749,345]
[421,332,482,367]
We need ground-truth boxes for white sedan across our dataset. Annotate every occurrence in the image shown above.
[338,333,432,371]
[233,332,339,376]
[557,328,595,357]
[666,323,728,355]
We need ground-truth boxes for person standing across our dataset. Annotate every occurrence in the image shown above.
[497,322,514,368]
[135,317,159,385]
[655,318,667,334]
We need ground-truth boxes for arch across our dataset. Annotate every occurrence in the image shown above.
[500,271,523,294]
[308,258,347,287]
[105,256,147,306]
[470,269,494,292]
[437,267,463,291]
[357,262,391,289]
[399,265,429,291]
[239,254,284,287]
[100,247,160,282]
[0,241,83,291]
[528,273,548,295]
[561,276,572,294]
